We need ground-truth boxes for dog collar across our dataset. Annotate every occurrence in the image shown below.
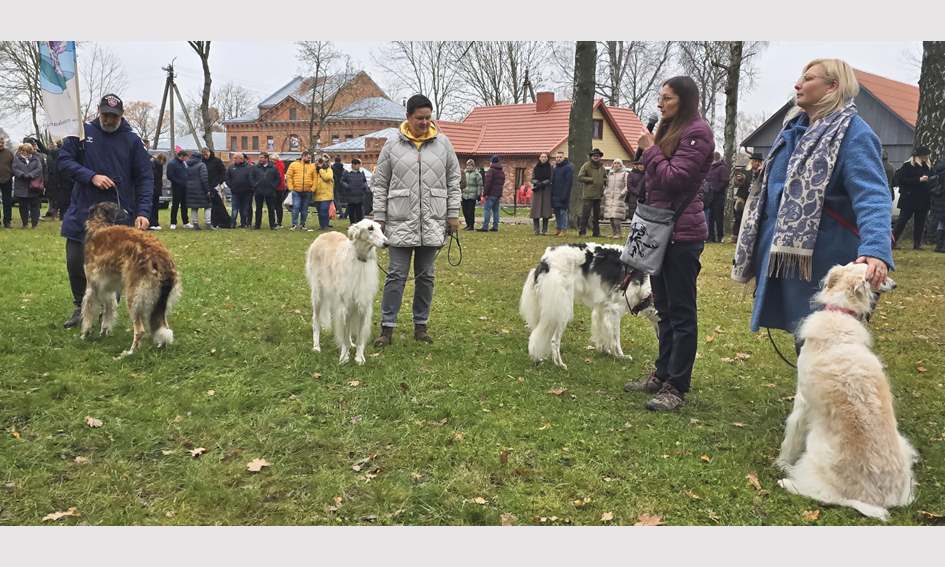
[630,294,653,315]
[823,304,860,319]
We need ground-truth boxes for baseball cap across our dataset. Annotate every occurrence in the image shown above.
[99,93,124,115]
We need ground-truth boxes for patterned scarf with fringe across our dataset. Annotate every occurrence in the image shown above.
[732,102,858,283]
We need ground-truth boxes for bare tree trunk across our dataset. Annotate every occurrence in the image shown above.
[915,41,945,164]
[188,41,214,150]
[568,41,596,226]
[722,41,743,168]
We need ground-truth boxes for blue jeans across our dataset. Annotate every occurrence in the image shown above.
[555,207,568,230]
[481,196,500,230]
[314,200,331,229]
[292,191,312,227]
[231,191,252,227]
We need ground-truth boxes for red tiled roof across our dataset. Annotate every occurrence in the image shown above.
[854,68,919,127]
[437,98,643,156]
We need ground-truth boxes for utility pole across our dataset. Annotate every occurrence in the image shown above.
[152,60,202,151]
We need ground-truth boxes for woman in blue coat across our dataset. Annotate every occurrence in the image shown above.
[551,151,573,236]
[732,59,893,336]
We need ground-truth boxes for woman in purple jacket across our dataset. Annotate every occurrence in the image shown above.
[624,76,715,412]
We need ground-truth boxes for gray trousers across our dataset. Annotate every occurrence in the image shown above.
[381,246,438,328]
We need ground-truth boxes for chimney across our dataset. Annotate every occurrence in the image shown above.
[536,91,554,113]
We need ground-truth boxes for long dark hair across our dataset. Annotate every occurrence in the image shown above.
[654,76,701,157]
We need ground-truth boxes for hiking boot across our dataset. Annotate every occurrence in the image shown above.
[934,230,945,253]
[63,306,82,329]
[414,323,433,343]
[373,325,393,348]
[645,382,685,412]
[624,371,665,393]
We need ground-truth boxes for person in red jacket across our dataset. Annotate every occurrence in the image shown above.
[271,152,287,228]
[623,76,715,412]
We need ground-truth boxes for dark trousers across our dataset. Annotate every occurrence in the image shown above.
[1,180,13,226]
[651,241,704,394]
[231,191,252,227]
[275,191,286,226]
[709,197,725,241]
[314,200,331,229]
[18,195,41,227]
[171,184,188,225]
[578,198,601,236]
[893,199,930,248]
[347,203,364,225]
[150,186,161,227]
[254,193,277,229]
[66,238,86,307]
[461,198,477,228]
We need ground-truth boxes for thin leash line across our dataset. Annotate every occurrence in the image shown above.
[376,231,463,281]
[767,327,797,369]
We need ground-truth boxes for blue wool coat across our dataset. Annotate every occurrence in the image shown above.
[750,113,894,333]
[59,118,153,242]
[551,159,573,209]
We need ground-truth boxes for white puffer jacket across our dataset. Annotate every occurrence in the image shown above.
[371,128,461,247]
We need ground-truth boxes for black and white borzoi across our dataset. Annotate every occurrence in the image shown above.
[519,243,660,369]
[306,219,388,365]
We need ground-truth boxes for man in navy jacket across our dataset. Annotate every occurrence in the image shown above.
[58,93,153,328]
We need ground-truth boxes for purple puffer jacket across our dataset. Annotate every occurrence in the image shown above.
[642,118,715,242]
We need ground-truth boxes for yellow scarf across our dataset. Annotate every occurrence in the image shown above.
[400,121,437,150]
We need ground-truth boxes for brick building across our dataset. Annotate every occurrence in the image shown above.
[324,92,646,203]
[222,71,404,158]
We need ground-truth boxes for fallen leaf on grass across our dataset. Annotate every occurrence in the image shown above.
[451,431,465,442]
[10,430,21,440]
[547,387,568,396]
[161,449,177,456]
[720,357,735,363]
[311,372,322,380]
[735,352,751,360]
[430,417,449,427]
[189,447,207,458]
[246,458,271,472]
[802,509,821,522]
[918,511,945,524]
[538,422,552,431]
[206,389,216,396]
[351,454,376,472]
[499,450,510,465]
[84,416,103,428]
[348,380,361,387]
[471,496,487,505]
[73,456,89,465]
[746,472,762,491]
[700,454,712,463]
[478,316,488,321]
[705,335,716,343]
[600,512,614,523]
[42,507,80,522]
[916,365,928,373]
[411,472,424,482]
[684,489,701,500]
[500,512,517,526]
[573,497,591,509]
[634,514,664,526]
[732,422,746,428]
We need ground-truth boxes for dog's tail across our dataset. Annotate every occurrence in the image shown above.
[150,272,181,348]
[519,268,540,330]
[524,265,574,363]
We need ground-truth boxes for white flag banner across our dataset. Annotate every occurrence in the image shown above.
[38,41,83,139]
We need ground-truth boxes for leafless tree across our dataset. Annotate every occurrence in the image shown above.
[716,41,767,167]
[0,41,43,139]
[78,43,128,121]
[735,110,769,154]
[296,41,356,150]
[187,41,214,150]
[373,41,464,120]
[450,41,550,107]
[914,42,945,170]
[568,41,597,222]
[213,82,254,122]
[124,100,170,142]
[677,41,729,129]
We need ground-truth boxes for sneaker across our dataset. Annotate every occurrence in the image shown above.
[149,226,162,231]
[645,383,685,412]
[170,224,177,230]
[489,227,498,232]
[63,306,82,329]
[183,223,194,229]
[624,371,665,393]
[476,228,488,232]
[290,225,298,231]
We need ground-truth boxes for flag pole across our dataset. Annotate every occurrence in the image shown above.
[70,42,84,139]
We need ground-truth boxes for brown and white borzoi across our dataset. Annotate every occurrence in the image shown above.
[519,243,659,369]
[776,262,915,521]
[81,202,181,356]
[306,219,388,365]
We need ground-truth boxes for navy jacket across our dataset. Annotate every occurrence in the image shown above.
[339,170,369,205]
[551,159,573,209]
[251,163,281,196]
[166,157,188,189]
[226,162,254,194]
[59,118,153,241]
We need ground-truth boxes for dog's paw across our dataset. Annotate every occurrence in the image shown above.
[777,478,798,494]
[312,345,321,353]
[115,349,134,360]
[100,327,113,337]
[338,352,350,364]
[355,354,366,365]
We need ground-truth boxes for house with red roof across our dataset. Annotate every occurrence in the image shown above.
[742,68,920,165]
[324,91,646,203]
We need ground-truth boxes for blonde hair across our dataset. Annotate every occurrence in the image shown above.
[17,143,34,155]
[611,159,624,169]
[791,59,860,124]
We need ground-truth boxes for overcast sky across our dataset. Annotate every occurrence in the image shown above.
[2,41,922,143]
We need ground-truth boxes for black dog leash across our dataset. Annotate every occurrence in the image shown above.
[377,231,463,280]
[767,327,797,369]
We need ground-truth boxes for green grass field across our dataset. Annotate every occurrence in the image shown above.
[1,212,943,526]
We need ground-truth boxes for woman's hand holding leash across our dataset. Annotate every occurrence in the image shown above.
[92,174,116,189]
[446,218,459,235]
[135,216,149,230]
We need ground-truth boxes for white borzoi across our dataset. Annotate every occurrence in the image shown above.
[776,262,915,521]
[305,219,388,365]
[519,242,660,369]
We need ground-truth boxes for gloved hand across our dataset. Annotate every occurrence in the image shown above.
[446,218,460,235]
